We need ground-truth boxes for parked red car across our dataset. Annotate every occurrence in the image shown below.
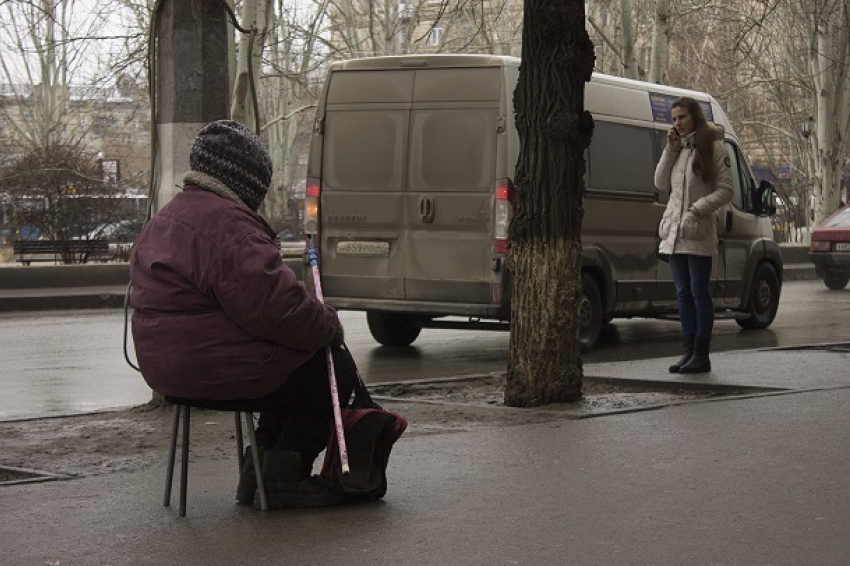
[809,202,850,290]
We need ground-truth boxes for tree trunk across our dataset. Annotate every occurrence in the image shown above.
[648,0,670,84]
[809,0,850,225]
[231,0,271,131]
[504,0,594,407]
[620,0,639,79]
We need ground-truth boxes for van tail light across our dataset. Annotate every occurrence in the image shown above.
[493,178,515,254]
[304,177,320,235]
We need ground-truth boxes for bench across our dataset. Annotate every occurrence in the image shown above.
[12,239,111,265]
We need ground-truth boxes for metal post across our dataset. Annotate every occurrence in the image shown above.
[163,404,181,507]
[800,116,815,244]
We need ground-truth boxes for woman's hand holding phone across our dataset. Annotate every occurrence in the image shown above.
[667,127,681,149]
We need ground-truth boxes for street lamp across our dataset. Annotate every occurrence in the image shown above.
[800,116,815,243]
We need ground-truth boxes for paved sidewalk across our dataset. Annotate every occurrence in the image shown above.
[584,343,850,392]
[2,347,849,565]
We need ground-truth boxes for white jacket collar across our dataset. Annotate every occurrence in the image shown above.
[682,124,726,148]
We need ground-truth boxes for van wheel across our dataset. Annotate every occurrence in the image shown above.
[579,273,603,353]
[366,312,422,347]
[736,262,780,329]
[823,270,850,291]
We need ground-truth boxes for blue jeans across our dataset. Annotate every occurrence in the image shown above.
[668,254,714,337]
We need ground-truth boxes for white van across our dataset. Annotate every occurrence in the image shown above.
[304,54,782,351]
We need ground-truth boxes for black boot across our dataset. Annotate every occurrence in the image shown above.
[679,335,711,374]
[236,445,265,505]
[257,450,344,509]
[668,334,695,373]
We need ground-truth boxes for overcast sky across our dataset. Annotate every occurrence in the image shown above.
[0,0,140,86]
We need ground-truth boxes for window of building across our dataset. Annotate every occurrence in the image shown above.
[427,23,443,47]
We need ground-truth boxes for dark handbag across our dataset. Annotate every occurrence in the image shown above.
[320,373,407,500]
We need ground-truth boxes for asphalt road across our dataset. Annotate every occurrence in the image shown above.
[0,280,846,421]
[346,278,850,380]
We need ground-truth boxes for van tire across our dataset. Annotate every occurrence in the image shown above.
[366,312,422,347]
[736,262,780,329]
[579,273,603,353]
[822,270,850,291]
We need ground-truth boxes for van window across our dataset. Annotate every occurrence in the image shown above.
[589,121,656,194]
[653,130,667,162]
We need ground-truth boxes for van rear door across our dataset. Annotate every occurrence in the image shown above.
[319,69,413,300]
[318,64,503,312]
[405,67,501,305]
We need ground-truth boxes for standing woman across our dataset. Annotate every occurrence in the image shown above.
[655,97,733,373]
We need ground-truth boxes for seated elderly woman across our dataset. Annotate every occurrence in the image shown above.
[130,120,354,510]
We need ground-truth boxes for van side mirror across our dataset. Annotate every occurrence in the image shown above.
[754,180,777,216]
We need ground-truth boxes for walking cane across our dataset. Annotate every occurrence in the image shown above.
[307,236,350,475]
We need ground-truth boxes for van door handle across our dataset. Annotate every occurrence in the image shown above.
[419,196,435,223]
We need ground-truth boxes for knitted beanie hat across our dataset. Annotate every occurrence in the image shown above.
[189,120,273,211]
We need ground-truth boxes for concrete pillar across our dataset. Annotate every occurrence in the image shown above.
[154,0,230,212]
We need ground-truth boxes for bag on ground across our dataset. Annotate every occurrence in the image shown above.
[320,373,406,500]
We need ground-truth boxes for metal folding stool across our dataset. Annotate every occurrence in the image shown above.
[163,399,268,516]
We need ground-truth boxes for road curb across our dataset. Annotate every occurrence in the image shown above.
[0,292,127,312]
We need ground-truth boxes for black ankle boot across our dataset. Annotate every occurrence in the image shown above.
[679,335,711,374]
[236,445,265,504]
[668,334,695,373]
[257,450,344,509]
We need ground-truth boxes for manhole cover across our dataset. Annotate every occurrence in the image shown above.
[0,465,72,486]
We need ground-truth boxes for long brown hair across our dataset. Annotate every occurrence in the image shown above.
[672,97,718,186]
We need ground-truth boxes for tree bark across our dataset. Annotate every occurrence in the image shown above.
[809,0,850,224]
[648,0,670,84]
[620,0,639,79]
[230,0,271,132]
[504,0,594,407]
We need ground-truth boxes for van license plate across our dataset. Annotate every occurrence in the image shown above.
[836,242,850,251]
[336,241,390,257]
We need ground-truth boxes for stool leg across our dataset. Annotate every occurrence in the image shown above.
[164,404,181,507]
[245,412,268,511]
[179,405,190,516]
[234,412,244,472]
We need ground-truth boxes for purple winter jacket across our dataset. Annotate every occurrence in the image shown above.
[130,184,339,400]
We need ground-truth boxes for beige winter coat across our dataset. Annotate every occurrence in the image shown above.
[655,128,733,257]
